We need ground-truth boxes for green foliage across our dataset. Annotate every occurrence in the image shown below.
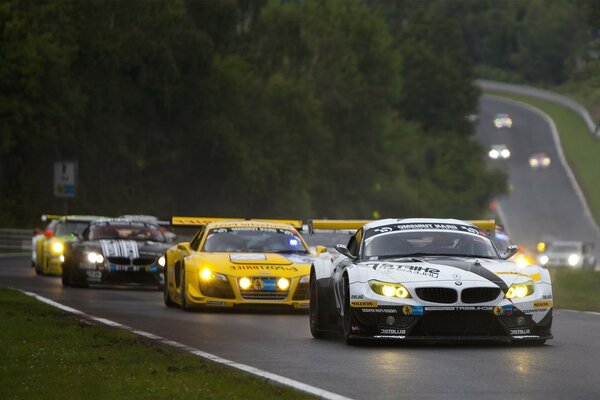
[0,0,505,225]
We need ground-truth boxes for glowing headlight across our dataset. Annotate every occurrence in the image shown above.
[539,255,549,265]
[501,149,511,158]
[299,275,310,284]
[568,254,580,267]
[51,241,64,254]
[239,277,252,290]
[87,252,104,264]
[369,280,411,299]
[537,242,546,253]
[277,278,290,290]
[200,268,212,281]
[488,150,499,159]
[505,280,534,299]
[530,159,539,167]
[158,256,166,267]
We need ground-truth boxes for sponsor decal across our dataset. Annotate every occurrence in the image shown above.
[373,335,406,339]
[379,328,406,335]
[86,270,101,281]
[351,300,378,308]
[512,335,540,339]
[496,271,530,278]
[509,329,531,335]
[78,263,96,270]
[366,223,486,238]
[367,263,440,278]
[100,240,139,259]
[361,308,397,313]
[522,309,548,313]
[529,273,542,281]
[425,306,508,312]
[207,301,226,306]
[534,300,553,308]
[252,279,265,290]
[230,265,299,271]
[230,253,267,261]
[351,294,364,299]
[402,305,424,316]
[542,294,553,300]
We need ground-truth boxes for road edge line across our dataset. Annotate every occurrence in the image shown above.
[558,308,600,316]
[17,289,354,400]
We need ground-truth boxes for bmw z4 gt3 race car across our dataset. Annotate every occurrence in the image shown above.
[61,218,170,288]
[163,217,326,311]
[309,218,553,345]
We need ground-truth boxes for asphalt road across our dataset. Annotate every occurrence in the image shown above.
[1,255,599,400]
[2,96,600,399]
[476,95,600,258]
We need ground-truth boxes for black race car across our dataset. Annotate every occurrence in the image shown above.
[62,219,170,288]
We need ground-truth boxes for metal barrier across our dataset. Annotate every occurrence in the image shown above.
[0,228,33,250]
[475,79,599,139]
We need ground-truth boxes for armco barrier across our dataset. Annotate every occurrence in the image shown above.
[0,228,33,250]
[475,79,599,139]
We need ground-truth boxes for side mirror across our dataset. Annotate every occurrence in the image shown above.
[335,244,357,260]
[44,230,53,239]
[501,244,519,260]
[177,242,191,253]
[315,245,327,255]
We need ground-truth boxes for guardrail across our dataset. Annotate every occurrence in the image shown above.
[0,228,32,250]
[475,79,599,139]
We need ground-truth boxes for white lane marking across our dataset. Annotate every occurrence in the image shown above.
[558,309,600,316]
[17,289,354,400]
[485,95,600,239]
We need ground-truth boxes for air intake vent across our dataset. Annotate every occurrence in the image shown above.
[415,287,457,304]
[461,287,501,303]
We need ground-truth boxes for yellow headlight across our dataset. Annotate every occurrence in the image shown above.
[382,285,396,297]
[239,277,251,290]
[51,241,64,254]
[505,280,534,299]
[369,280,411,299]
[200,268,212,281]
[277,278,290,290]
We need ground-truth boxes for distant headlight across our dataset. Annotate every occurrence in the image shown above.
[505,280,534,299]
[568,254,580,267]
[299,275,310,284]
[539,255,549,265]
[530,159,539,167]
[500,149,511,158]
[158,256,166,267]
[51,241,64,254]
[87,252,104,264]
[488,150,499,159]
[369,280,411,298]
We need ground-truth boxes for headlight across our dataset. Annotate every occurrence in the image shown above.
[199,268,227,282]
[369,280,411,298]
[51,241,64,255]
[505,280,534,299]
[514,255,530,268]
[539,255,549,265]
[568,254,580,267]
[530,159,539,167]
[500,149,510,158]
[86,252,104,264]
[488,150,499,159]
[158,256,166,267]
[239,277,252,289]
[299,275,310,284]
[277,278,290,290]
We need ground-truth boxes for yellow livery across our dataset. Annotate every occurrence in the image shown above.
[163,218,326,310]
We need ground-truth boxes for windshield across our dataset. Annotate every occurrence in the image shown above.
[364,230,498,259]
[88,222,165,242]
[202,227,309,254]
[548,244,580,254]
[55,222,89,236]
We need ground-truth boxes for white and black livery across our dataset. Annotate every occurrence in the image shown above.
[62,218,170,288]
[309,218,553,345]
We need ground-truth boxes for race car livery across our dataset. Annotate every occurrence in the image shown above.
[309,218,553,345]
[34,215,102,275]
[163,217,327,311]
[61,219,170,288]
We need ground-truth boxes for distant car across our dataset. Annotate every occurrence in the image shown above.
[488,144,511,159]
[490,226,535,268]
[119,214,177,243]
[34,215,102,275]
[464,113,479,123]
[61,218,171,288]
[494,113,513,129]
[538,241,596,270]
[310,218,552,345]
[529,152,551,169]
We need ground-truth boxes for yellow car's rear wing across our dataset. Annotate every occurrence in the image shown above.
[41,214,103,222]
[41,214,63,222]
[467,220,496,232]
[171,216,303,230]
[308,219,370,233]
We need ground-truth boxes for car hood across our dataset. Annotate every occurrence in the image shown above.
[82,240,170,257]
[189,252,314,276]
[359,256,536,289]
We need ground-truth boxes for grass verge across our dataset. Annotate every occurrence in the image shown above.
[0,287,314,400]
[549,268,600,312]
[484,89,600,226]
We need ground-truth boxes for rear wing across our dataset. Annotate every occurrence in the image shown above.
[467,220,496,232]
[41,214,103,223]
[170,216,303,230]
[307,219,496,233]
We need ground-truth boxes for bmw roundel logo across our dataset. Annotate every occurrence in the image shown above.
[455,281,463,286]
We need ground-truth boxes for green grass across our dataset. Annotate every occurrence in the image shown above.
[0,287,314,400]
[484,89,600,226]
[549,268,600,312]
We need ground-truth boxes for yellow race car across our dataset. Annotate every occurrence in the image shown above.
[163,217,326,311]
[34,215,103,275]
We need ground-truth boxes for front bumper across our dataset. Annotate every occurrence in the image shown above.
[78,261,163,287]
[348,304,552,341]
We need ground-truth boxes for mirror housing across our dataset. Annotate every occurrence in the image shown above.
[315,245,327,255]
[335,244,357,260]
[501,244,519,260]
[177,242,191,253]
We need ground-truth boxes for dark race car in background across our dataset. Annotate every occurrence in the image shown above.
[62,219,170,288]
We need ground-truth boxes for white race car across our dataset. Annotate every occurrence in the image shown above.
[309,218,553,345]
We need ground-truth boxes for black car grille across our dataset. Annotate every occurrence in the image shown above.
[106,271,158,285]
[107,257,130,265]
[107,257,157,266]
[412,311,505,336]
[239,277,289,301]
[133,257,157,266]
[461,287,501,303]
[292,281,309,300]
[415,287,457,304]
[199,279,235,299]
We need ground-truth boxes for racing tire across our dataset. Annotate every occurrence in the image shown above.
[342,275,358,345]
[180,262,189,311]
[67,262,88,288]
[163,264,176,308]
[61,264,70,286]
[309,271,326,339]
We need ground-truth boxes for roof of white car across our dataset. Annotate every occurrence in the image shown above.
[362,218,476,230]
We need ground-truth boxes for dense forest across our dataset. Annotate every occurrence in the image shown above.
[1,0,596,226]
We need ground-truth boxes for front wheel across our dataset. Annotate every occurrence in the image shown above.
[163,264,175,308]
[61,264,69,286]
[309,272,326,339]
[180,263,189,311]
